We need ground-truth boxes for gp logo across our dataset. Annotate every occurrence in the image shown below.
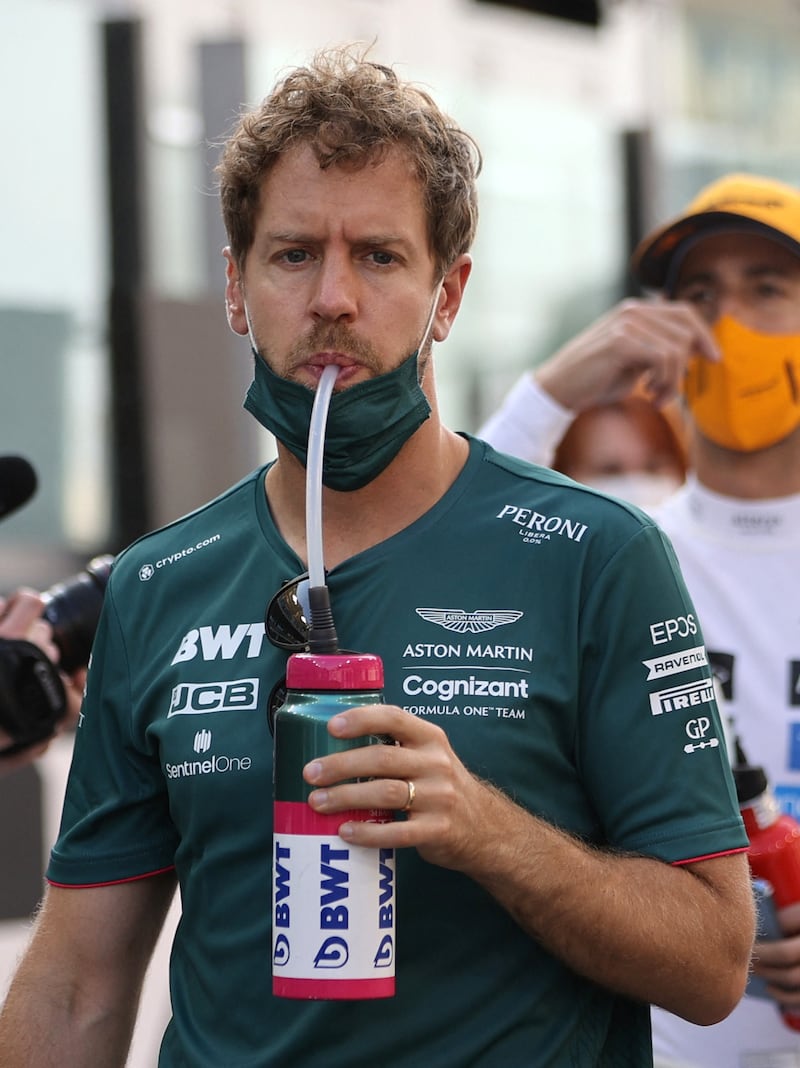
[684,716,719,754]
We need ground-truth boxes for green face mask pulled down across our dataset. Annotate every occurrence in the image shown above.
[243,350,431,492]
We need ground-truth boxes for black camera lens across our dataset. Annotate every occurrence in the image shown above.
[41,554,114,673]
[0,637,67,755]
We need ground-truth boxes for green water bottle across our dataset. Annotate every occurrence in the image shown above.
[272,651,396,1000]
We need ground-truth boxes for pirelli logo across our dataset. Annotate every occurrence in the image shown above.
[650,679,715,716]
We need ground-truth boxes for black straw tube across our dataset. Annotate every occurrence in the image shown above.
[307,585,340,654]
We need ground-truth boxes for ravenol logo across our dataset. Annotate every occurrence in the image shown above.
[642,645,708,681]
[649,679,715,716]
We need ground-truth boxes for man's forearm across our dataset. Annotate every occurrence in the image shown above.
[0,878,175,1067]
[0,956,138,1068]
[465,782,753,1025]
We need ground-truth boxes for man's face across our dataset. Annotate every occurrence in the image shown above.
[673,231,800,334]
[225,142,454,390]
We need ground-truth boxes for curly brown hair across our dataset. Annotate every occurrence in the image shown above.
[217,45,481,275]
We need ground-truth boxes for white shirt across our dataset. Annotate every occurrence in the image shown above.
[479,376,800,1068]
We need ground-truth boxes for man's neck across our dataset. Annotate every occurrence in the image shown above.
[693,427,800,500]
[264,420,469,570]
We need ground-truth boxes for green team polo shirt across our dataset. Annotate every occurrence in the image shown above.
[48,436,746,1067]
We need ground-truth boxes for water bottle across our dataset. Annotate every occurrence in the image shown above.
[748,879,782,1000]
[272,651,396,1000]
[734,741,800,1030]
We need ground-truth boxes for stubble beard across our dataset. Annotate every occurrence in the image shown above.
[265,319,430,387]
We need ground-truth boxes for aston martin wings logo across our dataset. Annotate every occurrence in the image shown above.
[415,609,523,634]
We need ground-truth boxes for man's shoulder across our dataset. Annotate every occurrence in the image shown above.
[473,437,658,531]
[111,466,267,581]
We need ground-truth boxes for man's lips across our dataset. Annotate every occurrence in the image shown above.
[308,352,359,367]
[301,354,365,383]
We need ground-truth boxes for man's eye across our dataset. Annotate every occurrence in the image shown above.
[755,282,784,298]
[369,251,395,266]
[282,249,309,264]
[681,288,713,305]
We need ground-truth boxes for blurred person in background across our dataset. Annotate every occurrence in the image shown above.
[550,395,687,509]
[482,387,688,511]
[481,172,800,1068]
[0,582,174,1068]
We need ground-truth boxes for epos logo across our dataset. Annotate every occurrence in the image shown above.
[649,615,697,646]
[168,679,259,717]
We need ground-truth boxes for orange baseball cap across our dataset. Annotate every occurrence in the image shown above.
[631,173,800,290]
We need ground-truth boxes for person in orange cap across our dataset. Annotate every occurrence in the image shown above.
[481,172,800,1067]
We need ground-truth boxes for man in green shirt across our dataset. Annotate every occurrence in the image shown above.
[0,46,753,1067]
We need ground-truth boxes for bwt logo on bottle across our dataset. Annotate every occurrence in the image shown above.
[271,828,396,999]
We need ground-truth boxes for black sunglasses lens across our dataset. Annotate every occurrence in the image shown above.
[267,676,287,736]
[266,574,311,651]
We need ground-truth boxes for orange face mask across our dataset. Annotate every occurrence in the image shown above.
[684,315,800,452]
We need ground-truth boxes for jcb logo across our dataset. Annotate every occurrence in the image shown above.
[168,679,259,717]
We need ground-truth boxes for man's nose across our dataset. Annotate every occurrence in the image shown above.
[714,289,747,325]
[309,256,358,322]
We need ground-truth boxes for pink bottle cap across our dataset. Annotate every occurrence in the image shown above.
[285,652,384,691]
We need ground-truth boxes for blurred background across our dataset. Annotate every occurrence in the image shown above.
[2,0,800,1060]
[6,0,800,587]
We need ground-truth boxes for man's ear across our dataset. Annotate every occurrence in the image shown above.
[432,254,472,343]
[223,247,248,337]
